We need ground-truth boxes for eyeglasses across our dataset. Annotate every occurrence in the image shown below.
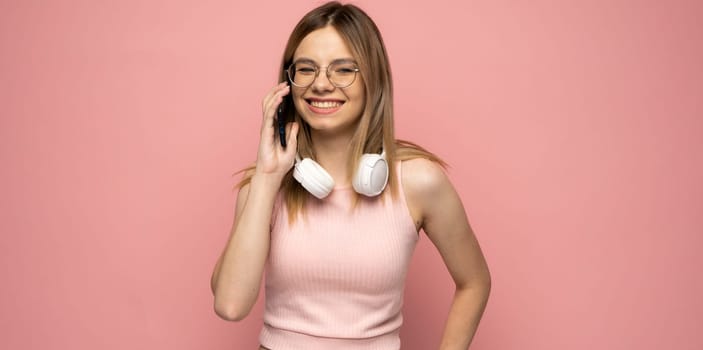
[286,60,360,88]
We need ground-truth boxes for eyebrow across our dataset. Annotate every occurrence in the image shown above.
[293,57,357,65]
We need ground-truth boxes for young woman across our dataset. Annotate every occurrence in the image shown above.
[211,2,491,349]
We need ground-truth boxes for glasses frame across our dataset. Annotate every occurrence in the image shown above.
[286,61,361,88]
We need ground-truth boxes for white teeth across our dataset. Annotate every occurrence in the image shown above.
[309,100,342,108]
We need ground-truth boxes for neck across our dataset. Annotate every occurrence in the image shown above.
[310,129,355,188]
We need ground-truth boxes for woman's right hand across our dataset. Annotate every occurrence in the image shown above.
[255,82,299,181]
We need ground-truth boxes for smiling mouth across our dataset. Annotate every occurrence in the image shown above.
[306,99,344,109]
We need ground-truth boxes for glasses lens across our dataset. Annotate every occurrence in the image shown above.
[289,63,316,87]
[328,62,358,87]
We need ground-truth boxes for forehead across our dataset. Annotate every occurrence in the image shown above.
[293,26,355,63]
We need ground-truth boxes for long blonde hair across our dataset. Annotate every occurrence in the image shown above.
[234,2,447,224]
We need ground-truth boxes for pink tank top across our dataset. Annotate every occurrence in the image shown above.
[259,161,419,350]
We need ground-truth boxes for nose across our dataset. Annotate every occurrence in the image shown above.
[310,67,335,92]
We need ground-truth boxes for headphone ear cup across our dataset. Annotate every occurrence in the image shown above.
[353,154,389,196]
[293,158,335,199]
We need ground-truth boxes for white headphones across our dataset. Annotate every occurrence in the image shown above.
[293,149,388,199]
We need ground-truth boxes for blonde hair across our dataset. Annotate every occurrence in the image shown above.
[233,2,447,224]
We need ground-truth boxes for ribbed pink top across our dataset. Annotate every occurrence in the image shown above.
[259,161,419,350]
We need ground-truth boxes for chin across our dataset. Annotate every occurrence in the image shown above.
[307,119,360,137]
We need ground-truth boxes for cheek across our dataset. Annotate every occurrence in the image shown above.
[291,87,305,101]
[291,89,307,113]
[349,83,366,106]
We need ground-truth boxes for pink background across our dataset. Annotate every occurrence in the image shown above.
[1,0,701,349]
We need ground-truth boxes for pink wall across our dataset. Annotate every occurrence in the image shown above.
[1,0,701,349]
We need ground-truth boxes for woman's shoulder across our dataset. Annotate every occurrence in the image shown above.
[399,157,450,199]
[393,139,450,196]
[398,157,452,230]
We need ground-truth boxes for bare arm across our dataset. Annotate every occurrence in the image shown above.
[403,158,491,349]
[211,83,298,321]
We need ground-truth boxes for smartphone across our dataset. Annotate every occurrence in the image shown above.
[276,85,290,148]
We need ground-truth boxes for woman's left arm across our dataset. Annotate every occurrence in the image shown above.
[403,159,491,350]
